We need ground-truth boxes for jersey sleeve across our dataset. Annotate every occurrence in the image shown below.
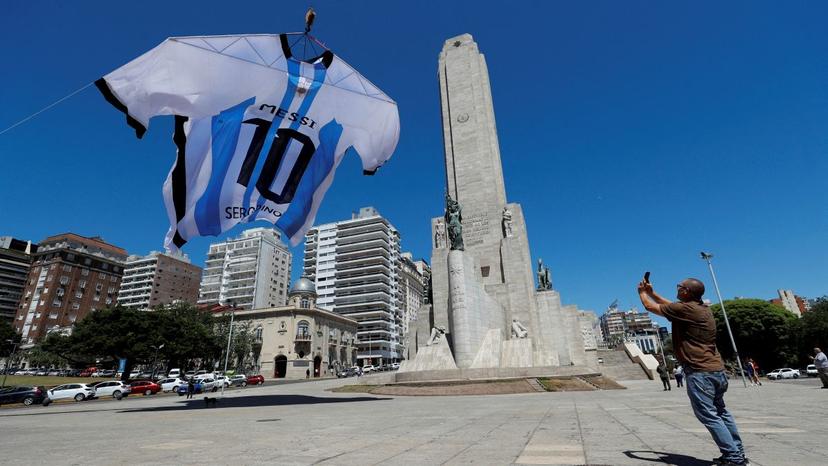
[96,38,286,138]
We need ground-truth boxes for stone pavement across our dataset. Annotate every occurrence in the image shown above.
[0,375,824,465]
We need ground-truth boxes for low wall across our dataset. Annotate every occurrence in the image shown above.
[391,365,600,383]
[623,342,658,380]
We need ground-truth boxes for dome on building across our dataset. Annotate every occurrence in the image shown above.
[289,276,317,296]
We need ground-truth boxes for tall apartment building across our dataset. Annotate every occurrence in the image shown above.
[0,237,38,323]
[599,304,655,344]
[771,289,808,317]
[304,207,419,365]
[198,228,291,310]
[13,233,127,344]
[117,251,202,310]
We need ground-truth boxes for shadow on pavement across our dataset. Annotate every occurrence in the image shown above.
[118,394,391,413]
[623,450,712,466]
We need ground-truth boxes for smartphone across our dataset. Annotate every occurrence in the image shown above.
[644,271,650,284]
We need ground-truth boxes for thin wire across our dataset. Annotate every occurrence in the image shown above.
[0,82,94,136]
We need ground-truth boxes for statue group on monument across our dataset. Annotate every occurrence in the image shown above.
[433,218,447,249]
[537,259,552,291]
[444,193,464,251]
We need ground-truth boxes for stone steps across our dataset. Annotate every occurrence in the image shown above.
[526,378,547,392]
[597,349,651,381]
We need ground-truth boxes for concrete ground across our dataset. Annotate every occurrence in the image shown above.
[0,374,824,465]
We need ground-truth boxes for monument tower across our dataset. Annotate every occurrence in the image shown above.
[403,34,596,375]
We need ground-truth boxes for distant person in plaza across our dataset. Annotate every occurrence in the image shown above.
[306,368,310,379]
[657,363,671,391]
[674,364,684,388]
[638,277,750,466]
[187,378,195,399]
[745,358,761,386]
[811,348,828,388]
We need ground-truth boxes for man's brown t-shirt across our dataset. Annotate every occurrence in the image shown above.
[658,301,724,371]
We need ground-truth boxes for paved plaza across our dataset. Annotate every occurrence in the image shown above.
[0,375,824,465]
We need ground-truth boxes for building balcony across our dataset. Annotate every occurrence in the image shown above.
[295,333,312,342]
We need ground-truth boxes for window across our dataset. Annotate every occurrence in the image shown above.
[99,273,107,281]
[72,303,80,310]
[297,320,310,337]
[300,298,310,309]
[60,276,69,285]
[49,264,56,270]
[62,265,72,272]
[93,294,100,302]
[56,288,65,297]
[67,253,75,261]
[255,326,263,340]
[46,274,53,282]
[110,276,117,282]
[81,269,89,276]
[108,287,115,294]
[52,299,62,307]
[84,258,91,265]
[79,280,87,289]
[49,313,58,319]
[106,298,112,305]
[95,284,103,291]
[101,263,109,270]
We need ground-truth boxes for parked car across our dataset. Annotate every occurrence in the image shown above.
[158,378,186,393]
[168,368,182,378]
[228,375,247,387]
[129,380,161,395]
[35,368,48,376]
[337,367,357,378]
[246,374,265,385]
[391,362,400,370]
[195,372,215,381]
[79,367,97,377]
[177,381,204,396]
[47,369,61,376]
[362,365,375,373]
[92,381,130,399]
[46,383,96,402]
[184,370,196,378]
[0,386,47,406]
[199,378,218,392]
[214,375,231,387]
[767,368,799,380]
[805,365,817,377]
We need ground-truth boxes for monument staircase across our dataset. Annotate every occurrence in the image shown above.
[596,348,652,381]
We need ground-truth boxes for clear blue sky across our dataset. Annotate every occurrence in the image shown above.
[2,2,827,328]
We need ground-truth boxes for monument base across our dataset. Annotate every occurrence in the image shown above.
[393,364,601,384]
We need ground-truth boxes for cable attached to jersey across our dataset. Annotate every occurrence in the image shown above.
[0,81,94,137]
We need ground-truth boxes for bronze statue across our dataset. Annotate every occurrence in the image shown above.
[537,259,552,290]
[445,192,464,251]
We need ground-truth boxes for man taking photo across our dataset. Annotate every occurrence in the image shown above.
[638,277,749,466]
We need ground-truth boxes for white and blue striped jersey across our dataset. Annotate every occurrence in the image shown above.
[97,34,399,250]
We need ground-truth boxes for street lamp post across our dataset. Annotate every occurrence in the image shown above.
[150,344,165,380]
[2,339,20,388]
[700,252,748,388]
[221,303,236,397]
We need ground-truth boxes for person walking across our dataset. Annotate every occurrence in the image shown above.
[639,277,749,466]
[657,363,672,391]
[811,348,828,388]
[743,359,756,386]
[748,359,761,386]
[674,364,684,388]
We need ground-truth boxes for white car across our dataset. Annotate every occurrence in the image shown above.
[228,375,247,387]
[168,368,182,378]
[214,375,231,387]
[92,381,130,399]
[767,368,799,380]
[806,365,817,377]
[46,383,96,402]
[362,365,375,373]
[199,378,218,392]
[390,362,400,370]
[158,377,186,392]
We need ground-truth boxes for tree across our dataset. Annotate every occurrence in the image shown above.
[153,302,220,372]
[1,320,21,358]
[710,299,798,370]
[789,296,828,366]
[24,344,65,368]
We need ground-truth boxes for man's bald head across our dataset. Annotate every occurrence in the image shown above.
[678,278,705,303]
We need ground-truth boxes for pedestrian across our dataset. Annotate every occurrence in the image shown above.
[811,348,828,388]
[638,277,749,466]
[674,364,684,388]
[748,360,761,386]
[187,378,195,399]
[306,368,310,379]
[743,359,756,386]
[657,363,672,391]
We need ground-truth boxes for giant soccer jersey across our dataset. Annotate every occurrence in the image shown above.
[96,34,399,249]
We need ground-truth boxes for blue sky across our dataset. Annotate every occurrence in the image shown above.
[2,1,827,328]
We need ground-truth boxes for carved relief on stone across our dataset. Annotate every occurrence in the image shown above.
[511,319,528,338]
[433,219,447,249]
[427,326,447,346]
[502,207,513,238]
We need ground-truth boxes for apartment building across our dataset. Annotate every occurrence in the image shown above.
[0,237,38,323]
[117,251,202,310]
[13,233,127,344]
[304,207,422,365]
[198,228,291,310]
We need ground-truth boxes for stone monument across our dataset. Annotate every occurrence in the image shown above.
[403,34,597,377]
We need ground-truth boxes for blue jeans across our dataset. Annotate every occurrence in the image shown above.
[685,369,745,462]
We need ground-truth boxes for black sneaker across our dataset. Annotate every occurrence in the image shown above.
[714,457,751,466]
